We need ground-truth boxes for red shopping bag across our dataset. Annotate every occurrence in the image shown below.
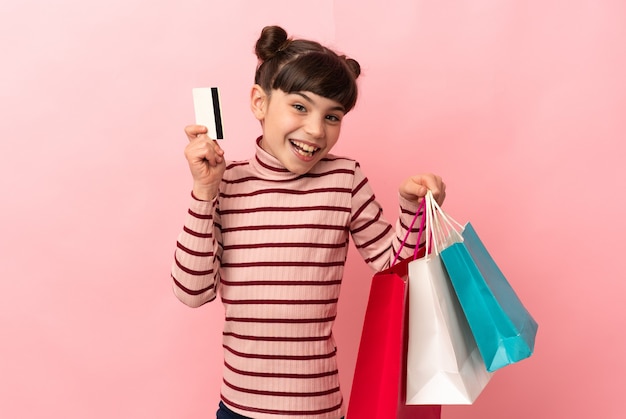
[347,253,441,419]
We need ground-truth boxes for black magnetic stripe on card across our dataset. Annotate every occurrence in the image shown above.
[211,87,224,139]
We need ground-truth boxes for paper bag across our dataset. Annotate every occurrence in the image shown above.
[440,222,538,372]
[405,192,492,405]
[347,256,441,419]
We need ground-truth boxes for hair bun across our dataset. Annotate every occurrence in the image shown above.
[344,57,361,79]
[255,25,289,61]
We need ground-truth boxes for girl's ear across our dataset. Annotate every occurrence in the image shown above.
[250,84,268,121]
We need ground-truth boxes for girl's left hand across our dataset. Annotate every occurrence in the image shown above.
[399,173,446,206]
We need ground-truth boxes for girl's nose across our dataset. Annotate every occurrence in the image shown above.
[305,117,325,139]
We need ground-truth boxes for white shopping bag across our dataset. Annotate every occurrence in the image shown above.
[405,191,493,405]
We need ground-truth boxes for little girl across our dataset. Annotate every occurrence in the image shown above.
[172,25,446,419]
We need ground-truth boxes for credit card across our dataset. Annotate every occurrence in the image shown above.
[192,87,224,140]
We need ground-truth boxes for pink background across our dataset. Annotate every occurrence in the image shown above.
[1,1,625,418]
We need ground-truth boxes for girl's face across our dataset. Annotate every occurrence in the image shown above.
[251,86,346,175]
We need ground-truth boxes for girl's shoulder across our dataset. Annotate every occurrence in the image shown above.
[316,153,359,172]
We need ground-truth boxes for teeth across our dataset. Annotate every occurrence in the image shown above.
[295,148,312,156]
[291,140,319,155]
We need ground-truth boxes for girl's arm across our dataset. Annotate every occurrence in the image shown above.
[349,164,445,272]
[170,125,226,307]
[171,194,222,307]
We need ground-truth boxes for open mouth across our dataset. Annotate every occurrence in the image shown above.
[290,139,320,158]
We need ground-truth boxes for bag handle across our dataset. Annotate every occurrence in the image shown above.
[425,190,464,255]
[391,198,427,266]
[391,189,466,265]
[414,198,428,259]
[429,191,464,232]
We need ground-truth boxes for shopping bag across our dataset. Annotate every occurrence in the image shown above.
[405,192,492,405]
[347,204,441,418]
[406,249,493,404]
[347,257,442,419]
[424,191,538,372]
[440,222,538,372]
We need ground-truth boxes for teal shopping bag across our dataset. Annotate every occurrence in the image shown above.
[440,223,538,372]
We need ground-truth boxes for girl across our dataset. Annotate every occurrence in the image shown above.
[172,25,446,419]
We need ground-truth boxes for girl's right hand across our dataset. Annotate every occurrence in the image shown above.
[184,125,226,201]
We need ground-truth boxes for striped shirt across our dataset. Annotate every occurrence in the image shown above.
[172,138,421,418]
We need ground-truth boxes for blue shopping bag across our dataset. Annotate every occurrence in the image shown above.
[440,222,538,372]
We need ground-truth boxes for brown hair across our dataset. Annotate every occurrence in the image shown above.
[254,25,361,113]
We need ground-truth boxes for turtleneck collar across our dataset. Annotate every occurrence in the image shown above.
[249,136,303,181]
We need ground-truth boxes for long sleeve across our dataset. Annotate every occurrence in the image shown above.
[349,163,422,272]
[171,193,222,307]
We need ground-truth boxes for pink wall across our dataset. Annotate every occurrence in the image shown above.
[1,1,624,418]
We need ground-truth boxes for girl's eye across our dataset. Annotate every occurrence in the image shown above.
[326,114,341,123]
[293,104,306,112]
